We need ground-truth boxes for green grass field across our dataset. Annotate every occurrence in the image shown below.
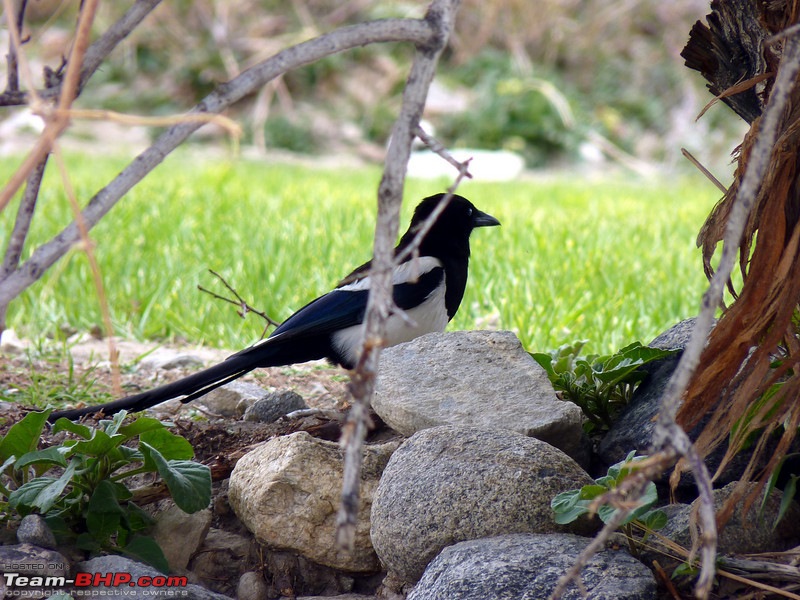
[1,152,723,356]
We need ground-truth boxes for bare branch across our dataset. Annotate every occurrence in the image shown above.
[0,16,437,310]
[198,269,280,338]
[4,0,27,93]
[336,0,462,550]
[413,124,473,180]
[652,32,800,600]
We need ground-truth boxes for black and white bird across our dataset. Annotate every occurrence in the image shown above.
[50,194,499,421]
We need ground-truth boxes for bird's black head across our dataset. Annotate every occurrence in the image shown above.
[401,193,500,260]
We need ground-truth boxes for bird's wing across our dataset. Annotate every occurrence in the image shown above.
[258,258,445,347]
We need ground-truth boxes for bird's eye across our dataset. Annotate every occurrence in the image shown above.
[466,207,473,217]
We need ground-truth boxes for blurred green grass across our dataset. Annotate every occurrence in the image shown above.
[1,153,722,355]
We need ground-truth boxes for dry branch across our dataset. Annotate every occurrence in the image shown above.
[335,0,462,549]
[650,7,800,598]
[0,16,438,312]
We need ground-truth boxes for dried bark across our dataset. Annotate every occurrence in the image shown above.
[679,0,800,533]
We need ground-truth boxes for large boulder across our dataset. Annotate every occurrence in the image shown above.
[408,533,657,600]
[373,330,585,462]
[229,431,398,572]
[370,426,596,583]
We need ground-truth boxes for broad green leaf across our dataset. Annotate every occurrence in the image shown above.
[0,410,52,462]
[141,442,210,513]
[15,446,69,470]
[578,484,607,500]
[640,509,668,531]
[86,480,125,540]
[76,531,102,553]
[72,430,126,457]
[9,461,77,513]
[123,536,170,574]
[118,416,167,440]
[123,502,154,533]
[551,490,591,524]
[140,428,194,461]
[51,418,93,439]
[531,353,554,376]
[551,489,581,512]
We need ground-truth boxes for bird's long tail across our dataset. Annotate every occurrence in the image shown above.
[47,343,275,422]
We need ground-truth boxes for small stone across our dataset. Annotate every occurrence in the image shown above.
[156,353,206,370]
[237,571,268,600]
[17,514,57,549]
[152,506,212,570]
[0,329,26,354]
[229,432,399,572]
[243,390,307,422]
[200,381,268,417]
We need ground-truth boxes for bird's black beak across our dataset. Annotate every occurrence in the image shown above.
[473,209,501,228]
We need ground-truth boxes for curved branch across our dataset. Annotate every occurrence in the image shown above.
[0,17,436,308]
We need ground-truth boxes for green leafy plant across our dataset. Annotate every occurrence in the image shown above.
[1,409,211,572]
[532,341,678,433]
[552,451,667,556]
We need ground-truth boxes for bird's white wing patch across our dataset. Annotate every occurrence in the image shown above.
[338,256,443,291]
[331,263,448,366]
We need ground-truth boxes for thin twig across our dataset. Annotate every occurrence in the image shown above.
[0,0,164,107]
[197,269,280,338]
[412,124,473,180]
[682,148,728,194]
[53,143,121,395]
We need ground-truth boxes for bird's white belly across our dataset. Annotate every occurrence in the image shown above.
[332,282,448,366]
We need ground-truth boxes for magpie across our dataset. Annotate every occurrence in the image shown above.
[49,193,500,421]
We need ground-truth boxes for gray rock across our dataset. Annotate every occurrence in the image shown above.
[408,533,657,600]
[598,320,798,489]
[237,571,268,600]
[151,505,212,570]
[649,318,703,350]
[17,514,57,549]
[0,544,69,598]
[140,351,205,371]
[200,381,268,417]
[190,528,256,595]
[229,432,399,572]
[642,481,800,573]
[597,353,680,468]
[370,426,597,584]
[243,390,307,422]
[155,353,205,370]
[374,331,585,461]
[76,555,234,599]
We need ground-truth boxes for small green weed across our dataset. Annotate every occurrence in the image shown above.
[1,409,211,572]
[0,340,112,409]
[532,341,678,433]
[551,451,667,557]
